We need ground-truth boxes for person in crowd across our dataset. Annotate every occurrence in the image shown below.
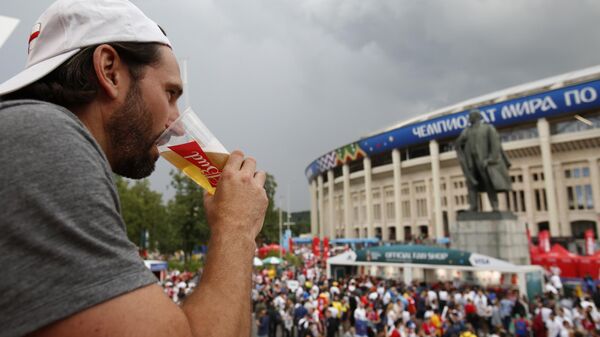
[325,307,340,337]
[389,318,404,337]
[257,308,271,337]
[513,314,531,337]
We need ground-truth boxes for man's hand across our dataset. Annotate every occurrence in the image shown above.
[204,150,268,241]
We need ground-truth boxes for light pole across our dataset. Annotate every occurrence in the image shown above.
[0,16,19,49]
[279,196,283,258]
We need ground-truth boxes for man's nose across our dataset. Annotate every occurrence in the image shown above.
[166,108,185,137]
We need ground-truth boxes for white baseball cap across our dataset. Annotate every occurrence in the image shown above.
[0,0,171,96]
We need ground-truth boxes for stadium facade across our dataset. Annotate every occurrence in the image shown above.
[306,65,600,249]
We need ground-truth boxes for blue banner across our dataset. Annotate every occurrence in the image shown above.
[306,79,600,180]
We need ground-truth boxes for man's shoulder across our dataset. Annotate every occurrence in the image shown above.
[0,99,81,130]
[1,99,72,116]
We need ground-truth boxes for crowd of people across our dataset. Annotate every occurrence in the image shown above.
[160,270,198,305]
[249,257,600,337]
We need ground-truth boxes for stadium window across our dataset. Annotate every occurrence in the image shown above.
[406,144,430,160]
[498,124,538,142]
[576,185,584,210]
[402,201,411,218]
[375,227,382,240]
[419,225,429,239]
[370,152,392,168]
[404,226,412,241]
[333,165,343,178]
[373,204,382,220]
[585,185,594,209]
[535,189,545,211]
[348,160,364,174]
[386,202,395,219]
[550,111,600,135]
[388,227,396,241]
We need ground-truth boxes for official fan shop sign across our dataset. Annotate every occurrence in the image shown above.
[354,245,515,268]
[306,79,600,180]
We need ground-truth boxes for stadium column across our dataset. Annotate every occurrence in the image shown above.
[588,158,600,236]
[429,140,444,240]
[554,163,570,237]
[310,179,318,237]
[392,149,403,242]
[521,165,536,235]
[327,169,336,239]
[317,174,325,239]
[364,156,374,238]
[343,164,352,239]
[537,118,560,236]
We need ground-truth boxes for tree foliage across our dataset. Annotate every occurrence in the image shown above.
[166,170,210,263]
[116,170,281,260]
[115,176,166,251]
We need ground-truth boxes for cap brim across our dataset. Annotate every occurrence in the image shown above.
[0,49,80,96]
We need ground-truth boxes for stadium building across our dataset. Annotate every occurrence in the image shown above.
[306,65,600,251]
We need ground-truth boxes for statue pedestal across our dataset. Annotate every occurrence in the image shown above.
[451,211,530,265]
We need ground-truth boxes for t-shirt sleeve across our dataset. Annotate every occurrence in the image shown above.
[0,101,158,336]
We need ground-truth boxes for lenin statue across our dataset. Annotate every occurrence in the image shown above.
[455,109,512,211]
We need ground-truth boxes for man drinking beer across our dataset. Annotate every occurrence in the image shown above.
[0,1,267,336]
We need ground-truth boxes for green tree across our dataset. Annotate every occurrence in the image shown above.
[115,176,167,251]
[166,170,209,263]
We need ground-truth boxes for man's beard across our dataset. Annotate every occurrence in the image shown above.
[108,83,159,179]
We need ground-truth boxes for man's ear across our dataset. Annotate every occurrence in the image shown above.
[92,44,128,100]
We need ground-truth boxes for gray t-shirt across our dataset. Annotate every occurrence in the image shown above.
[0,100,157,336]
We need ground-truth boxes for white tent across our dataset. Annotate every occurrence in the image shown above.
[327,245,544,299]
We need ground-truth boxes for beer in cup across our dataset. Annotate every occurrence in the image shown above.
[156,108,229,194]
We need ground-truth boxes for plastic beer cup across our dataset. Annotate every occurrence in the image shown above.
[156,108,229,194]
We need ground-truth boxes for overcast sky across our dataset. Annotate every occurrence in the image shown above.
[2,1,599,212]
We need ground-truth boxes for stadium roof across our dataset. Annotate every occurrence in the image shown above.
[364,64,600,139]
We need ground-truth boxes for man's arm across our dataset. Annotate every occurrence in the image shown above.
[29,151,268,337]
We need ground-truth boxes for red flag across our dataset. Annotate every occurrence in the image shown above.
[585,229,595,256]
[322,237,330,260]
[312,237,320,257]
[539,230,551,253]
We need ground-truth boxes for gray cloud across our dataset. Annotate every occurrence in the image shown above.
[1,0,598,211]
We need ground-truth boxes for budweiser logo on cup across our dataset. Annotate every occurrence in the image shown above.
[157,108,229,194]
